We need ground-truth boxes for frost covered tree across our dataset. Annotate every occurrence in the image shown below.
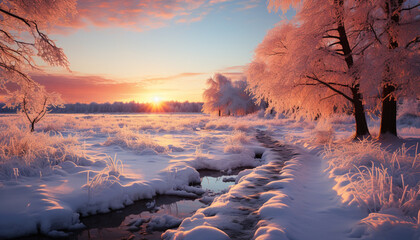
[248,0,372,138]
[0,0,75,128]
[249,0,419,138]
[203,73,257,116]
[357,0,420,137]
[0,0,75,88]
[6,85,63,132]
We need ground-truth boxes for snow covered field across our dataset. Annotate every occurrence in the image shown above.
[0,112,418,239]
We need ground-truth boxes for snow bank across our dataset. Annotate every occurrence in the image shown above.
[325,139,420,239]
[0,158,201,238]
[166,137,419,240]
[163,146,297,240]
[186,130,262,171]
[0,114,267,238]
[164,226,230,240]
[146,215,182,231]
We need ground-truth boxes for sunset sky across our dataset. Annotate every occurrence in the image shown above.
[36,0,294,103]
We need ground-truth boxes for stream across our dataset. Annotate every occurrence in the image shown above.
[70,169,244,240]
[14,168,251,240]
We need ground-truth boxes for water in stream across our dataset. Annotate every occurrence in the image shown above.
[71,170,242,240]
[15,169,245,240]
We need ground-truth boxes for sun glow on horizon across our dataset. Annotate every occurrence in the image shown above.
[149,96,165,112]
[152,96,161,104]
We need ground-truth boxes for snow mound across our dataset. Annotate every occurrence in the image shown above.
[146,215,182,232]
[163,225,230,240]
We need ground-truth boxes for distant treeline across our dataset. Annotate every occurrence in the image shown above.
[0,101,203,113]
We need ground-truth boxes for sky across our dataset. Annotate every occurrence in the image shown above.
[35,0,294,103]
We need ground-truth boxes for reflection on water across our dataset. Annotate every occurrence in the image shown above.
[69,170,241,240]
[75,196,205,240]
[199,169,242,194]
[16,170,243,240]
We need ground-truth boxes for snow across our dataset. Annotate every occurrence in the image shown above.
[146,215,182,231]
[163,139,363,239]
[163,115,419,239]
[165,225,231,240]
[0,113,265,238]
[0,112,418,239]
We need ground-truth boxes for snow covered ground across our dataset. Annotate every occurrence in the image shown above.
[0,112,418,239]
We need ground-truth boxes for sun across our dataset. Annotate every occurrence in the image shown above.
[152,96,161,104]
[149,96,165,112]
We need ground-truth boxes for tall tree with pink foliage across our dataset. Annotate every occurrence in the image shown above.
[247,0,419,138]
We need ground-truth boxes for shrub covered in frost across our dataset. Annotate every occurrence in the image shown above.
[326,140,420,218]
[0,125,85,179]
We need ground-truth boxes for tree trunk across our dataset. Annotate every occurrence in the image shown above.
[379,84,397,136]
[218,109,221,117]
[352,86,370,139]
[378,1,402,138]
[30,121,35,132]
[334,0,370,139]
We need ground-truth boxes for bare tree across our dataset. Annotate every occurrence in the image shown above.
[7,86,63,132]
[22,94,48,132]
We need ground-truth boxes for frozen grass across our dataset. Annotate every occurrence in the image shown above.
[106,154,123,177]
[86,154,123,202]
[224,130,250,154]
[36,114,209,135]
[0,124,84,179]
[103,127,169,154]
[326,140,420,218]
[204,115,283,132]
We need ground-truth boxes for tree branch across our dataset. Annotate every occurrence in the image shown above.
[0,8,31,27]
[405,36,419,49]
[401,3,420,11]
[305,74,354,103]
[369,23,382,45]
[323,35,341,40]
[34,97,48,123]
[0,62,33,83]
[320,93,339,101]
[22,96,33,123]
[328,41,342,48]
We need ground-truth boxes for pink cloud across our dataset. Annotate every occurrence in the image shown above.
[30,73,146,103]
[29,72,206,103]
[237,3,258,11]
[52,0,258,32]
[141,72,205,84]
[55,0,213,32]
[209,0,234,4]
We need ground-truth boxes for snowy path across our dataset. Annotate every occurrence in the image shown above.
[164,130,363,240]
[163,130,295,239]
[254,130,363,240]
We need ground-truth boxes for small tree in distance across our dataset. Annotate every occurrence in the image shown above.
[203,73,258,116]
[6,86,63,132]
